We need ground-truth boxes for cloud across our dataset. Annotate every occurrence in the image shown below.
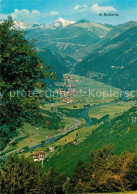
[74,3,116,14]
[74,4,88,12]
[0,9,60,22]
[74,5,81,11]
[0,9,41,21]
[49,11,59,16]
[91,4,116,14]
[11,9,40,21]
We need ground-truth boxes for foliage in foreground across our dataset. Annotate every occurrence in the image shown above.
[0,155,66,194]
[0,17,55,150]
[0,144,137,193]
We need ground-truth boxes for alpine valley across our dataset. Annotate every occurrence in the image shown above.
[15,18,137,90]
[0,16,137,194]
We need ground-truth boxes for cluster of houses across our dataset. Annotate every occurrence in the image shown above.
[33,150,46,163]
[54,89,74,104]
[62,98,74,104]
[32,147,54,163]
[53,75,81,104]
[57,89,80,96]
[56,89,70,97]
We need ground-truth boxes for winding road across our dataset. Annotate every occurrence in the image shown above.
[0,99,127,159]
[0,118,81,159]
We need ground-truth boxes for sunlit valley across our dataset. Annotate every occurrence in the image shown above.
[0,14,137,193]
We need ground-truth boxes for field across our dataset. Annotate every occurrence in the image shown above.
[88,101,135,119]
[1,74,136,173]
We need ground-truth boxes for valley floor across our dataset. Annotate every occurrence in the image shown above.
[0,74,136,176]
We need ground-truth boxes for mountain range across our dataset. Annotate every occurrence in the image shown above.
[12,18,75,30]
[75,21,137,90]
[12,18,114,62]
[24,18,113,61]
[11,18,137,90]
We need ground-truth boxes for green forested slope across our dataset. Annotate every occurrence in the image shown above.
[75,26,137,90]
[45,106,137,176]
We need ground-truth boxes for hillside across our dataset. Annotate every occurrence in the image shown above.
[96,21,137,48]
[26,19,112,60]
[37,48,68,80]
[75,24,137,90]
[45,106,137,176]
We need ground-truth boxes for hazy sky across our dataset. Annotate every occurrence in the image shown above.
[0,0,137,25]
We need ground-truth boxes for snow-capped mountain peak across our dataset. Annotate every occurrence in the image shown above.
[52,18,75,28]
[1,18,75,30]
[13,21,34,30]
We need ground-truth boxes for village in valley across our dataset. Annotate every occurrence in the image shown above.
[56,75,81,104]
[33,147,54,163]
